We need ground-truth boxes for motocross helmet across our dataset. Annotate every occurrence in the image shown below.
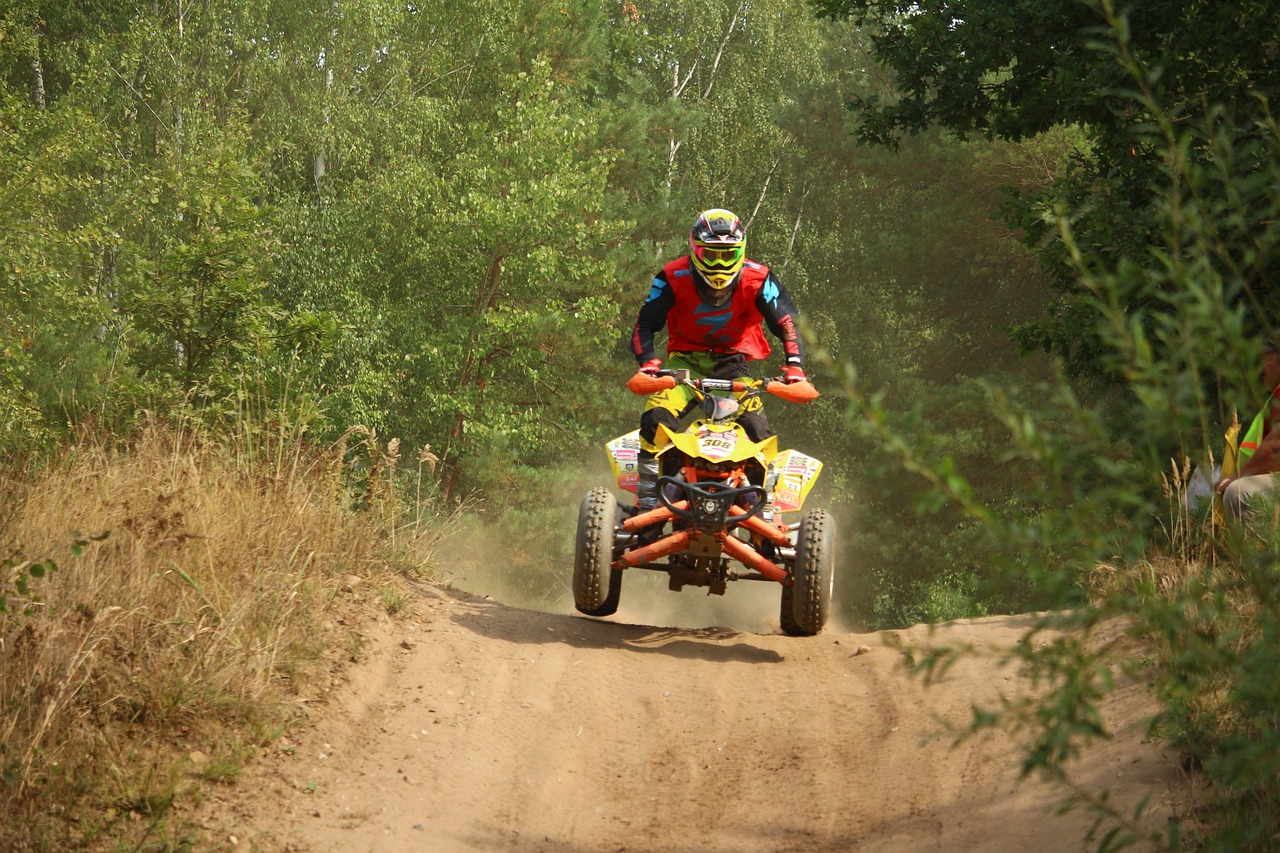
[689,209,745,300]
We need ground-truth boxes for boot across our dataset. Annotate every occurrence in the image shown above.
[634,450,663,546]
[635,450,660,512]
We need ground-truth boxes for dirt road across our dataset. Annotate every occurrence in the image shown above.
[200,582,1183,852]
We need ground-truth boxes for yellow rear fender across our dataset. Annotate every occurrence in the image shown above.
[605,430,643,494]
[770,449,824,513]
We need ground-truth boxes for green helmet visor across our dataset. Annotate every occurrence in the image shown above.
[693,244,744,270]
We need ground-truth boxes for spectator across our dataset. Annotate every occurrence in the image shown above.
[1216,331,1280,519]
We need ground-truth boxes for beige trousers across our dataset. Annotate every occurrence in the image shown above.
[1222,473,1280,520]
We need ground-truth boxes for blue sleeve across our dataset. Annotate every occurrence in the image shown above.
[756,272,804,367]
[632,272,674,363]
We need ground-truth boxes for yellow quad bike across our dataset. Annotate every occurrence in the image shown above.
[573,369,833,636]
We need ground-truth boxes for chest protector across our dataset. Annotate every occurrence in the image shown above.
[662,257,772,360]
[1238,384,1280,466]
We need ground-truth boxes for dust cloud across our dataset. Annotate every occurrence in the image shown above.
[436,466,858,636]
[438,513,794,634]
[434,460,607,614]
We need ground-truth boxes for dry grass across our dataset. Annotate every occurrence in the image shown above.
[0,421,440,850]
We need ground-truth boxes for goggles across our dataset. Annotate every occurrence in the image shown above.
[693,243,744,270]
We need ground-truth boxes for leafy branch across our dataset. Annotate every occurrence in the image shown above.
[1,532,110,615]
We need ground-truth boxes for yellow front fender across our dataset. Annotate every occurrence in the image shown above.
[655,421,778,466]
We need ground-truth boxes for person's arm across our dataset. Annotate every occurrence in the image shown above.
[631,272,674,365]
[756,271,804,368]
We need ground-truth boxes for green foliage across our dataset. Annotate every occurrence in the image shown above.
[1,0,1069,633]
[121,140,278,398]
[0,0,643,470]
[827,11,1280,845]
[1132,533,1280,851]
[813,0,1280,383]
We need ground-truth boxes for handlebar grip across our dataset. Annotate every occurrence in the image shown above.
[627,372,678,395]
[766,379,819,404]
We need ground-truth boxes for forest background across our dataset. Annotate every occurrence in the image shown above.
[0,0,1081,628]
[2,0,1280,848]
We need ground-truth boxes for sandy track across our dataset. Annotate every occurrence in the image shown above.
[200,583,1183,852]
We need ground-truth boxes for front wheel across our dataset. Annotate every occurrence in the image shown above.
[573,487,623,617]
[780,508,834,636]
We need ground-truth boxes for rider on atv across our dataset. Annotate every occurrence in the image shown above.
[630,208,809,520]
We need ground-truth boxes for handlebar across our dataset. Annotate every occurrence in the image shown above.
[625,368,818,404]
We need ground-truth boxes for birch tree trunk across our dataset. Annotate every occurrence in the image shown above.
[30,27,45,111]
[316,1,338,192]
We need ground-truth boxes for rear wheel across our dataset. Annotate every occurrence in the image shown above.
[780,508,834,636]
[574,487,623,617]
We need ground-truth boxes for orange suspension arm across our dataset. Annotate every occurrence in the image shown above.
[614,530,692,569]
[621,501,687,533]
[720,536,788,583]
[728,506,791,546]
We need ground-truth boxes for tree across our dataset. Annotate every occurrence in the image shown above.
[810,0,1280,380]
[0,3,135,449]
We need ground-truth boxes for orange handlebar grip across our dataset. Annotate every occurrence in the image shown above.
[766,380,819,404]
[627,373,678,395]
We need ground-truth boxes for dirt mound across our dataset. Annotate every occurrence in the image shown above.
[196,584,1183,852]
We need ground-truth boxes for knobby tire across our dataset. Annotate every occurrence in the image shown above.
[573,487,622,617]
[781,508,834,636]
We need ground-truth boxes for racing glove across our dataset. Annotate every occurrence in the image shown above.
[782,365,807,385]
[639,358,663,377]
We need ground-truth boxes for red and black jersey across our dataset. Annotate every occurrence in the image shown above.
[631,256,804,367]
